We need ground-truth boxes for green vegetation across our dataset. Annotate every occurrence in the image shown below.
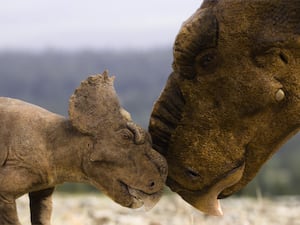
[0,49,299,196]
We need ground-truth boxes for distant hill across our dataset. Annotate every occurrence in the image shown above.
[0,48,173,127]
[0,49,299,195]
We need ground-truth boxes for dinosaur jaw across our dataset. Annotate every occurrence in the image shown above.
[168,163,245,216]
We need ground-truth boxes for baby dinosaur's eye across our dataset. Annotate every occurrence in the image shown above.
[119,129,134,140]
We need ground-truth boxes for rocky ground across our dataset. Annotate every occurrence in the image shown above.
[17,193,300,225]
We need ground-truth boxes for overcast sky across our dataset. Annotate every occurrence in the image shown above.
[0,0,202,51]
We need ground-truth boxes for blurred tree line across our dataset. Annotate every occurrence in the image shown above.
[0,49,299,196]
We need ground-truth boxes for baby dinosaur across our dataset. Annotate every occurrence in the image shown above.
[0,71,167,225]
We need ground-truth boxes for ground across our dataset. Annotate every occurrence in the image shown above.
[17,193,300,225]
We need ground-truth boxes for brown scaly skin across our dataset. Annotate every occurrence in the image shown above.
[0,71,167,225]
[149,0,300,215]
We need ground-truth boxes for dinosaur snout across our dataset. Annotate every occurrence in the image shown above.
[136,167,165,194]
[146,148,168,186]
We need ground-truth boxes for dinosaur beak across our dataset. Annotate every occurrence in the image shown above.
[180,163,245,216]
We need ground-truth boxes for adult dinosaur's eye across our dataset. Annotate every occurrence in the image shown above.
[200,54,216,67]
[195,49,218,73]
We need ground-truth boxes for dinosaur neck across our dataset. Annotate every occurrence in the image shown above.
[47,119,92,185]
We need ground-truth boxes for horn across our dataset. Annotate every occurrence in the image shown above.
[120,108,132,121]
[126,122,146,145]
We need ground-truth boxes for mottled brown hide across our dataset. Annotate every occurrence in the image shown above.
[149,0,300,215]
[0,72,167,224]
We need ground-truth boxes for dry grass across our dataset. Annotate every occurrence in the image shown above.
[17,193,300,225]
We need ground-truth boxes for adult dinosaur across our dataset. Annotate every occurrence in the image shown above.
[149,0,300,215]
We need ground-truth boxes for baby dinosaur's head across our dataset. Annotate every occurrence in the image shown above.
[69,71,167,209]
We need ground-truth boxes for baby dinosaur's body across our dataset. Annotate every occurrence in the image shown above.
[0,72,167,225]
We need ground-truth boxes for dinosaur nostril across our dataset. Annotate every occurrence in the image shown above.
[149,181,156,189]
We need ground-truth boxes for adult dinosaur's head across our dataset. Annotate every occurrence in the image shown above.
[149,0,300,215]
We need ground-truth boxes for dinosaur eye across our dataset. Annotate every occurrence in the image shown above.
[119,129,134,140]
[200,54,216,67]
[195,49,218,73]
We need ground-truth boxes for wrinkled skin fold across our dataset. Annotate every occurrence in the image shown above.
[149,0,300,215]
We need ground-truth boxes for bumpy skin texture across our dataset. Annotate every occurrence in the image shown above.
[0,72,167,225]
[149,0,300,215]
